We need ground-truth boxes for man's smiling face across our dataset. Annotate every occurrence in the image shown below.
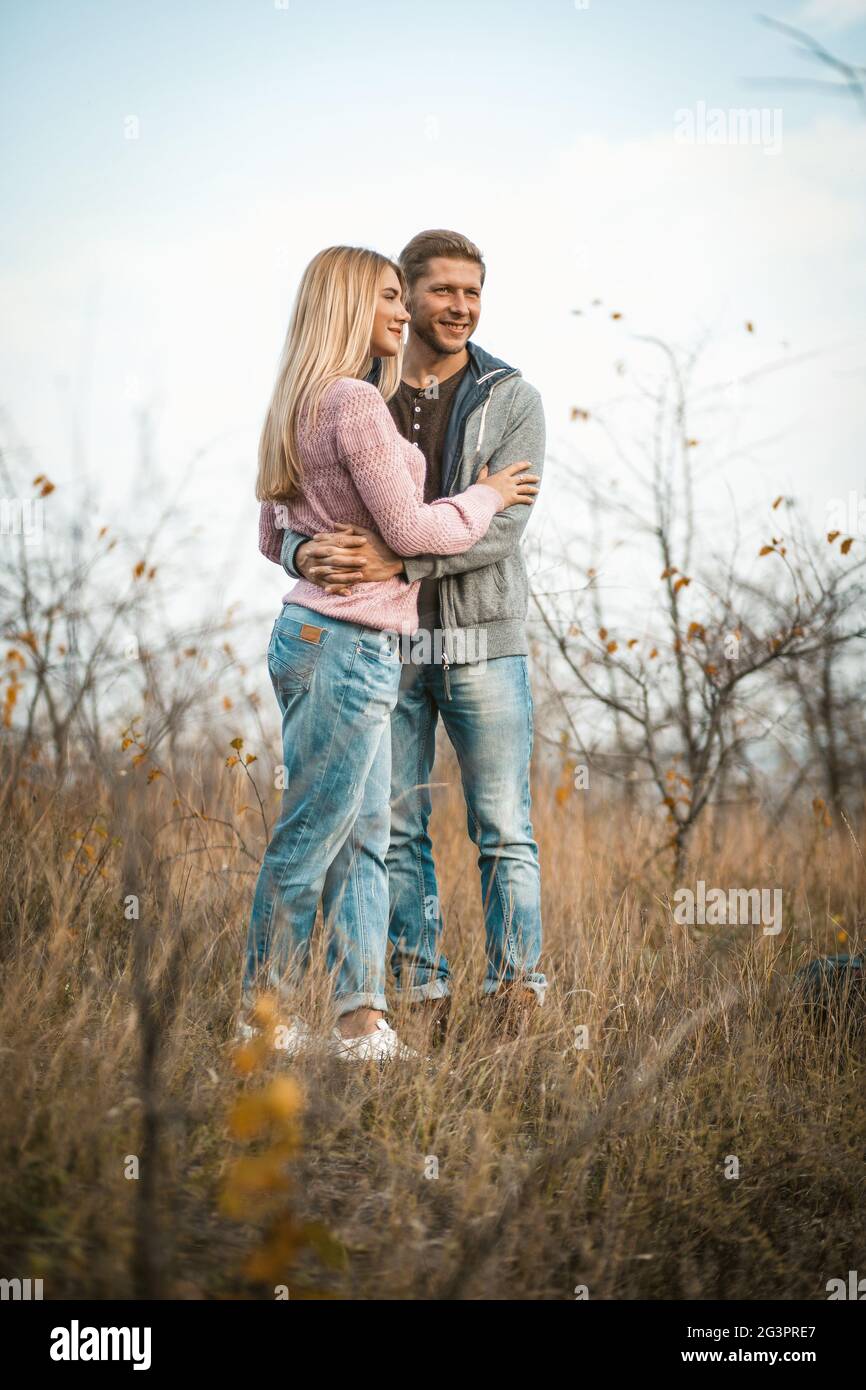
[407,256,482,356]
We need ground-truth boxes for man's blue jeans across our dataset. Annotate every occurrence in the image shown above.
[244,603,402,1018]
[386,654,546,1002]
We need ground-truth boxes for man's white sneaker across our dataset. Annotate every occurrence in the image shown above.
[332,1018,421,1062]
[235,1015,312,1057]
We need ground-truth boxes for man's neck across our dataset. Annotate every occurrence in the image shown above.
[401,334,470,390]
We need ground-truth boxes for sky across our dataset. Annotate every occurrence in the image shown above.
[1,0,865,662]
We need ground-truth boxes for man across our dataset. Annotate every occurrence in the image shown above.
[280,229,547,1038]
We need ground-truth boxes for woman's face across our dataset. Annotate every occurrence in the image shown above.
[369,264,410,357]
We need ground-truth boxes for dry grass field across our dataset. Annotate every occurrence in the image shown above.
[1,725,863,1303]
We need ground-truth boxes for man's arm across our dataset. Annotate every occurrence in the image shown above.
[402,381,545,582]
[280,527,310,579]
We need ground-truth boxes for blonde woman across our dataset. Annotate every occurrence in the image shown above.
[244,246,538,1060]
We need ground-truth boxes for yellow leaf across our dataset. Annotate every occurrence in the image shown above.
[230,737,244,751]
[263,1076,304,1122]
[840,537,853,555]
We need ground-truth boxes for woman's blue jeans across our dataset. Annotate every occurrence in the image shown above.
[244,603,402,1018]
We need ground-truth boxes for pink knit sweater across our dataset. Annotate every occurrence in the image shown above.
[258,376,502,632]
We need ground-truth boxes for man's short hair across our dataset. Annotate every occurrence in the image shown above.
[398,229,486,289]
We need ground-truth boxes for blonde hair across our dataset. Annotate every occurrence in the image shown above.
[256,246,406,502]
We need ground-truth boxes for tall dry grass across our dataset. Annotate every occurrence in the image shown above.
[0,733,863,1300]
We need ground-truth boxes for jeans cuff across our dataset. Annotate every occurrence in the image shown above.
[334,991,389,1019]
[395,979,451,1003]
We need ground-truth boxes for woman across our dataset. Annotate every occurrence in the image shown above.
[243,246,538,1060]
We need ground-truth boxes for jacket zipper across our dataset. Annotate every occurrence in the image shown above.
[440,376,512,699]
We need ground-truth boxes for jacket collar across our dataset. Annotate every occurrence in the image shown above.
[440,342,519,494]
[366,340,519,394]
[367,341,520,495]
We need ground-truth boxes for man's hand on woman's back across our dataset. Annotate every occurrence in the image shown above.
[296,524,404,594]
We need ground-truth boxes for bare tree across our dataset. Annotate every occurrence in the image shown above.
[532,336,865,878]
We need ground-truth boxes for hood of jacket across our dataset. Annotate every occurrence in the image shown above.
[368,341,520,495]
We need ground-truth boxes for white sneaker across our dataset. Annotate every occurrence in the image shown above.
[332,1018,421,1062]
[235,1015,312,1057]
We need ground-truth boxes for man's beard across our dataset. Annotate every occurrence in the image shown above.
[413,317,473,356]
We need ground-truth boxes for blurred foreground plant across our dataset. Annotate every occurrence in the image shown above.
[222,994,345,1297]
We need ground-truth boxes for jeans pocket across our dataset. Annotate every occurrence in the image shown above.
[268,614,331,693]
[357,630,402,666]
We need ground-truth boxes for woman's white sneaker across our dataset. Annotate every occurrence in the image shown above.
[332,1018,421,1062]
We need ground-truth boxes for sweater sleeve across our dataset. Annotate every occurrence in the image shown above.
[335,381,502,558]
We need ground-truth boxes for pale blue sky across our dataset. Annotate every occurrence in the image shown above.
[2,0,865,645]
